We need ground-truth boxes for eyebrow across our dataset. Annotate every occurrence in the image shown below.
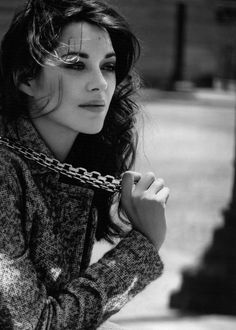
[105,52,116,59]
[63,51,116,59]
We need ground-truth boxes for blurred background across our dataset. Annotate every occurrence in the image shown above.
[1,0,236,91]
[114,0,236,91]
[1,0,236,329]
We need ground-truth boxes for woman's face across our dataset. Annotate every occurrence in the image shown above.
[28,21,116,135]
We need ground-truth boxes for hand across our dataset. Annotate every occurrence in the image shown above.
[121,171,169,251]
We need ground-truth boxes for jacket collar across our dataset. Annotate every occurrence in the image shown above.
[2,116,59,176]
[5,117,54,156]
[0,116,96,198]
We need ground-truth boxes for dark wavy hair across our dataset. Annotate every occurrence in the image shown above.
[0,0,141,243]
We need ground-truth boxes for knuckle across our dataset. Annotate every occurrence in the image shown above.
[143,190,150,197]
[145,171,156,181]
[162,186,170,197]
[133,190,147,203]
[156,177,165,186]
[165,186,170,194]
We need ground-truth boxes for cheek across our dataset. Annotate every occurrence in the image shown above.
[60,75,84,99]
[32,77,61,112]
[37,68,61,96]
[108,76,116,97]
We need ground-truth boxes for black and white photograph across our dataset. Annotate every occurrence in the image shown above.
[0,1,236,329]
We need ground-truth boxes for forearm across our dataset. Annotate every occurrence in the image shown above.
[67,229,163,326]
[0,231,163,330]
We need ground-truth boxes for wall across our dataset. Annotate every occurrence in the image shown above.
[1,0,235,88]
[112,0,227,87]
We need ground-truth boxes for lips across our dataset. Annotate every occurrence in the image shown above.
[79,100,105,107]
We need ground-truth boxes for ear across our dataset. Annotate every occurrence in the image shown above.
[18,80,35,96]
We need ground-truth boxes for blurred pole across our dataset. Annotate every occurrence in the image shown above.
[169,2,187,90]
[169,91,236,315]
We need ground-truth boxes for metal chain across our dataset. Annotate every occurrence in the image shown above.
[0,136,121,193]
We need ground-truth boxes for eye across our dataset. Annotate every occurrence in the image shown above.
[102,62,116,72]
[62,62,85,71]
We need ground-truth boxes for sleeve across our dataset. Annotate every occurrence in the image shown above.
[0,157,163,330]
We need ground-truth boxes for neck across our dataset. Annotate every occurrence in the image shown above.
[32,116,78,162]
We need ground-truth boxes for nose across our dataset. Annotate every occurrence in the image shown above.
[87,69,108,92]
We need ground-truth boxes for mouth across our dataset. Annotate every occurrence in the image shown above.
[79,100,105,106]
[79,100,106,112]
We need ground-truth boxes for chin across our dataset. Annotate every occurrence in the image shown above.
[80,123,104,135]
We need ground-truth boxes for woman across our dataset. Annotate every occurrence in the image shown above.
[0,0,169,329]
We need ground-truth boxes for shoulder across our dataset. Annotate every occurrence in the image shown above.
[0,144,28,188]
[0,143,26,167]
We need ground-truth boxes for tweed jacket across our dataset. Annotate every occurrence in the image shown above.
[0,116,163,330]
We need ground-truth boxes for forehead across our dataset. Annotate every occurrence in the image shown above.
[58,21,114,54]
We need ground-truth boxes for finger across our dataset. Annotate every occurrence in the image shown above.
[121,171,141,200]
[155,186,170,206]
[135,172,156,193]
[147,178,165,194]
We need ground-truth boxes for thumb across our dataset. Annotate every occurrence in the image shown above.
[121,171,141,201]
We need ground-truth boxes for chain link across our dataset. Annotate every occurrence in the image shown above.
[0,136,121,193]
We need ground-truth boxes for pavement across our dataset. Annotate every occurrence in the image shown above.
[139,87,236,107]
[91,88,236,330]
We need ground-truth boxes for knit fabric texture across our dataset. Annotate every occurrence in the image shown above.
[0,117,164,329]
